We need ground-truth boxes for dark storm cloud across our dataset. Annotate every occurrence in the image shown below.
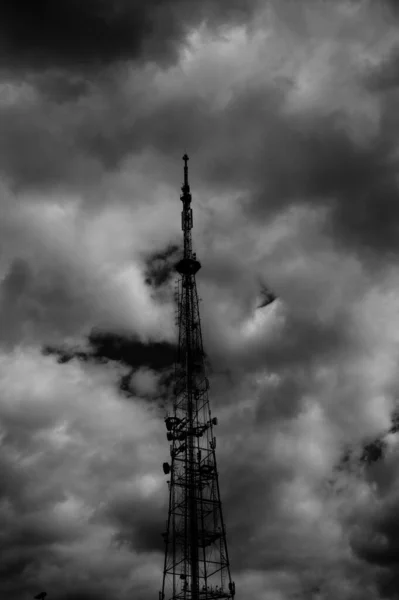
[0,0,261,71]
[48,330,176,369]
[89,331,175,369]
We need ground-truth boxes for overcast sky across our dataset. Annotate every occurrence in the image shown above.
[2,1,399,599]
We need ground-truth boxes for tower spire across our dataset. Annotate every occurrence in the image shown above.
[159,158,236,600]
[182,153,190,192]
[179,154,197,266]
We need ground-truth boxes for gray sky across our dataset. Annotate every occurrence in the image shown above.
[1,1,399,599]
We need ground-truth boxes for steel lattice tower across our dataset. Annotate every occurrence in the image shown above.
[159,155,236,600]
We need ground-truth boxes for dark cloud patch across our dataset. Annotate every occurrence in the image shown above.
[87,330,176,369]
[352,499,399,568]
[106,490,166,553]
[1,549,51,598]
[0,0,261,71]
[144,244,180,288]
[257,282,277,309]
[44,331,176,398]
[361,439,386,465]
[42,347,90,365]
[338,405,399,471]
[332,445,362,480]
[44,331,175,371]
[390,409,399,433]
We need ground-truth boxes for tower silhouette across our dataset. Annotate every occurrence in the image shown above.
[159,156,236,600]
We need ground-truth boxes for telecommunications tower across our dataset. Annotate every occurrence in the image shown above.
[159,155,236,600]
